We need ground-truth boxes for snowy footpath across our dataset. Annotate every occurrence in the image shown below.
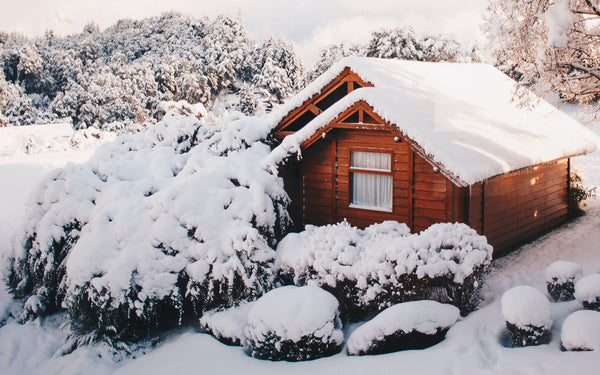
[1,148,599,374]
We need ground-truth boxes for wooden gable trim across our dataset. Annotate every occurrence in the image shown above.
[299,100,468,188]
[274,68,372,138]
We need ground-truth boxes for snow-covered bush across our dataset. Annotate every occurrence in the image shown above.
[276,222,492,320]
[561,310,600,351]
[200,302,252,346]
[501,286,552,347]
[243,286,343,361]
[544,260,583,302]
[7,113,290,342]
[575,273,600,311]
[346,300,459,356]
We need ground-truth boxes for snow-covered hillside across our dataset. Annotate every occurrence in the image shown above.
[1,120,599,373]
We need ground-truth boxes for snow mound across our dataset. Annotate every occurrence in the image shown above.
[561,310,600,351]
[157,100,207,120]
[544,261,583,283]
[346,300,459,356]
[544,260,583,302]
[244,286,343,361]
[200,303,253,346]
[501,286,552,329]
[501,286,553,347]
[245,286,342,342]
[575,273,600,311]
[276,221,492,319]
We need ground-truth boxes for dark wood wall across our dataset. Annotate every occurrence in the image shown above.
[300,127,453,232]
[468,158,569,255]
[412,154,451,232]
[334,128,411,228]
[302,136,336,226]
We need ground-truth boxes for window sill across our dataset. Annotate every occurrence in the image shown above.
[349,203,393,213]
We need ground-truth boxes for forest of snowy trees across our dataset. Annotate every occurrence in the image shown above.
[308,26,481,80]
[0,13,305,128]
[0,14,481,129]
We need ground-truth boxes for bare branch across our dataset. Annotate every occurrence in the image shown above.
[584,0,600,17]
[570,63,600,81]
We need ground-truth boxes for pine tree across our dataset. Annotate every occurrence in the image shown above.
[309,27,479,79]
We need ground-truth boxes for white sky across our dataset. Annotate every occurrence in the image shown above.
[1,0,489,65]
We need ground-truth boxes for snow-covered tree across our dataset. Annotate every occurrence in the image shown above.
[483,0,600,112]
[309,27,479,78]
[252,36,306,109]
[0,12,305,127]
[7,114,291,343]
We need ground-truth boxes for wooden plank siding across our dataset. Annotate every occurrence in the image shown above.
[302,137,336,226]
[300,123,457,233]
[474,158,569,256]
[334,128,411,228]
[412,154,450,232]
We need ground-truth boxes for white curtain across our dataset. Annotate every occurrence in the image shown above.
[350,151,392,210]
[352,173,392,209]
[351,151,391,171]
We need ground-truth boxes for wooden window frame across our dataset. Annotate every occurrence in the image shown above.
[348,148,394,212]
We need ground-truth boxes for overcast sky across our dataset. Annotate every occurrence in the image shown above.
[1,0,489,65]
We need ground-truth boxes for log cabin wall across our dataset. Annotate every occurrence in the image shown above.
[469,158,570,256]
[333,128,411,229]
[301,136,336,226]
[300,125,458,232]
[412,154,453,232]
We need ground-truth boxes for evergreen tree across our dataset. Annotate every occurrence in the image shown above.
[309,26,479,79]
[0,12,305,127]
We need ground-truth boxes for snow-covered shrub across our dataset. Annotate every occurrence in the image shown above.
[501,286,552,347]
[7,113,290,342]
[200,303,252,346]
[561,310,600,351]
[276,222,492,321]
[243,286,343,361]
[346,300,459,356]
[544,260,583,302]
[575,273,600,311]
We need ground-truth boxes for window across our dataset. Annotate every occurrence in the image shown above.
[350,151,393,211]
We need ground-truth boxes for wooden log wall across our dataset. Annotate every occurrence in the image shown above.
[471,158,569,255]
[412,154,451,232]
[302,136,336,226]
[301,127,456,232]
[334,129,410,229]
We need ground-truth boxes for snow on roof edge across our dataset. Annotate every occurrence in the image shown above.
[267,86,600,185]
[266,57,365,128]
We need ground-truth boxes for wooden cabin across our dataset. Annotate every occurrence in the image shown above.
[269,57,599,256]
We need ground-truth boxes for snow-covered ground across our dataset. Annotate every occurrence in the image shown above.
[1,131,600,374]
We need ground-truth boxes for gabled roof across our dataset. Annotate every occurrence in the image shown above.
[268,57,600,185]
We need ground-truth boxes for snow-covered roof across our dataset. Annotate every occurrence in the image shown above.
[268,57,600,185]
